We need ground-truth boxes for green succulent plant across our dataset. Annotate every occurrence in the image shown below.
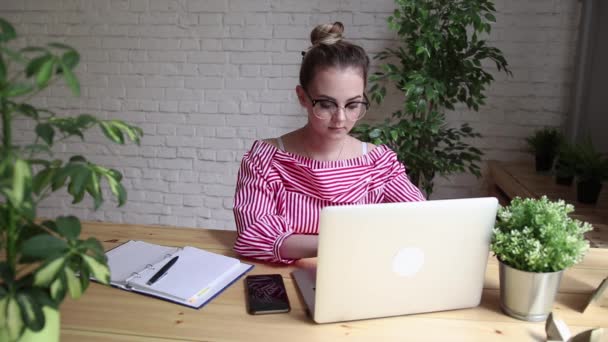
[491,196,592,273]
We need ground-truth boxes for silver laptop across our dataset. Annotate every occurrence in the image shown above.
[292,197,498,323]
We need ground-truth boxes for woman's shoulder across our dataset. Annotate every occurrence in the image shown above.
[349,136,378,155]
[261,138,280,149]
[241,139,282,172]
[357,140,403,169]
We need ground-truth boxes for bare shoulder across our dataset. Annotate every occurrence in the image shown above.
[350,135,377,153]
[262,138,279,148]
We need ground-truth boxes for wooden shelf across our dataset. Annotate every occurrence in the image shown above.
[487,160,608,248]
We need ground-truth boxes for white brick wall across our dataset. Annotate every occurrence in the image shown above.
[1,0,581,229]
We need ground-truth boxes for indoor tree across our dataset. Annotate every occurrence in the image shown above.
[354,0,511,197]
[0,18,142,341]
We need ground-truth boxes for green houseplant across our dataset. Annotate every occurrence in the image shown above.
[491,196,592,321]
[574,139,608,204]
[525,127,562,172]
[0,18,142,341]
[353,0,511,198]
[554,141,577,186]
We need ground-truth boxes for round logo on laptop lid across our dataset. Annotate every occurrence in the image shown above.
[392,247,425,277]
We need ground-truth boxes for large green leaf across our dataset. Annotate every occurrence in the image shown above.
[16,103,39,119]
[1,296,23,340]
[82,237,105,257]
[21,234,68,259]
[55,216,81,239]
[76,114,97,127]
[60,50,79,69]
[32,167,55,195]
[36,58,55,87]
[105,173,126,206]
[35,123,54,146]
[60,61,80,96]
[3,83,33,98]
[82,254,110,285]
[0,17,16,42]
[67,166,91,204]
[16,292,44,332]
[113,121,144,145]
[78,263,91,292]
[49,273,67,302]
[64,267,83,299]
[99,121,125,144]
[86,173,103,210]
[10,159,31,207]
[25,54,52,78]
[33,257,65,287]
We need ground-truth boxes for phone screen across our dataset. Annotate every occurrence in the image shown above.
[245,274,291,314]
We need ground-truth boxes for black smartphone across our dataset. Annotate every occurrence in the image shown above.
[245,274,291,315]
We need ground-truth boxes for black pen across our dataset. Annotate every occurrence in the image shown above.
[147,256,179,286]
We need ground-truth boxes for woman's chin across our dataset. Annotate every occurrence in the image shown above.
[327,127,348,135]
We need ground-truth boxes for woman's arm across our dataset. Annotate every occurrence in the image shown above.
[383,157,426,202]
[233,149,299,264]
[278,234,318,259]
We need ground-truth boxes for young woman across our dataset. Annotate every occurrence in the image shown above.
[233,22,425,264]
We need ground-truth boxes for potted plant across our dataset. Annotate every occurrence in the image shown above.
[352,0,511,198]
[554,141,577,186]
[490,196,592,322]
[0,18,142,341]
[525,128,562,172]
[574,139,608,204]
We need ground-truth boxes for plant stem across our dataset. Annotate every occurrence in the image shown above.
[2,99,10,149]
[6,205,17,276]
[1,99,17,275]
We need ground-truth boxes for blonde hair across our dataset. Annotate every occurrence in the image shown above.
[310,22,344,45]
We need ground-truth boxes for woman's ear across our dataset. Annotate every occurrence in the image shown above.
[295,85,307,107]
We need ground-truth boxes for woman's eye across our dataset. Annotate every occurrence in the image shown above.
[346,103,362,110]
[319,101,336,110]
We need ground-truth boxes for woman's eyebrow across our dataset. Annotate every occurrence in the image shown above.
[315,94,363,102]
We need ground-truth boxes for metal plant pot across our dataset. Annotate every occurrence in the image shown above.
[498,260,563,322]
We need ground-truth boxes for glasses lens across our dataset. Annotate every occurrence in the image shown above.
[353,105,367,120]
[311,99,368,120]
[345,102,366,120]
[313,100,337,119]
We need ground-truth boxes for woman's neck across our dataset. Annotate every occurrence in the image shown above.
[298,126,348,161]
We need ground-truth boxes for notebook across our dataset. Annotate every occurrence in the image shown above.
[106,240,253,309]
[292,197,498,323]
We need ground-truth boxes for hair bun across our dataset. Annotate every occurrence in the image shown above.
[310,22,344,46]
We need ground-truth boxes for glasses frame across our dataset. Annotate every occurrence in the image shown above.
[302,88,370,121]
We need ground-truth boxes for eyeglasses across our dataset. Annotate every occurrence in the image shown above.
[303,88,370,121]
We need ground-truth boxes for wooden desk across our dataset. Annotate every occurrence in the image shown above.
[60,222,608,341]
[488,160,608,248]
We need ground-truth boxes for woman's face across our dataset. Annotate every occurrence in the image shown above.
[296,66,366,140]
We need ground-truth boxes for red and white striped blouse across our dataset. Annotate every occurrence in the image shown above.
[233,139,425,264]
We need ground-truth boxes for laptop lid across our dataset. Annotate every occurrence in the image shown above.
[294,197,498,324]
